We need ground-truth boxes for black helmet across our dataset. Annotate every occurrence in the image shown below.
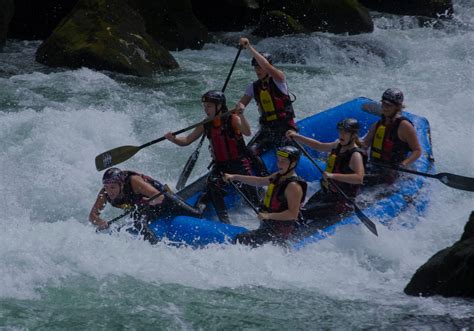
[276,145,301,163]
[102,167,125,185]
[201,90,226,105]
[251,52,273,66]
[382,88,404,106]
[337,118,360,134]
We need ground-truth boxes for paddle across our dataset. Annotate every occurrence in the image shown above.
[96,117,217,171]
[96,191,164,232]
[292,140,378,236]
[228,179,279,236]
[370,162,474,192]
[175,45,243,190]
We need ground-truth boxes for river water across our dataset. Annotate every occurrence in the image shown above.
[1,1,473,329]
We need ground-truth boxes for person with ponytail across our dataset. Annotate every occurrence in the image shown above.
[223,146,307,247]
[287,119,367,224]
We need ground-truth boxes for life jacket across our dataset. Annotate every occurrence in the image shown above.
[106,171,165,217]
[204,111,248,164]
[323,144,367,197]
[262,175,307,237]
[370,116,413,164]
[253,78,296,129]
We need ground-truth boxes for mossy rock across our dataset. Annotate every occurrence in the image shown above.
[36,0,178,76]
[261,0,373,35]
[359,0,453,18]
[129,0,208,51]
[252,10,307,37]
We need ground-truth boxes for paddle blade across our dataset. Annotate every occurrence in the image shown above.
[437,172,474,192]
[354,205,378,236]
[95,145,141,171]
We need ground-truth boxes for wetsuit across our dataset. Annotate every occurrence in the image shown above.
[203,112,261,223]
[235,175,307,247]
[106,171,202,243]
[302,145,366,227]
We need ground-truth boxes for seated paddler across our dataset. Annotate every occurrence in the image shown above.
[223,146,307,247]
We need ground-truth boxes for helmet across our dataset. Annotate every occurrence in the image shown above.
[251,52,273,66]
[337,118,360,134]
[382,88,404,106]
[276,145,301,163]
[102,167,125,185]
[201,90,226,105]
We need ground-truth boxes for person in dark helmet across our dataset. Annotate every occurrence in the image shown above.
[89,168,202,243]
[165,90,260,224]
[224,146,307,247]
[287,118,367,225]
[235,37,298,177]
[362,88,422,185]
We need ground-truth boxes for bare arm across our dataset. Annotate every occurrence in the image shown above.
[240,37,285,82]
[231,112,251,136]
[224,172,272,187]
[325,152,365,185]
[89,189,109,229]
[130,175,164,205]
[361,124,376,149]
[286,130,337,153]
[398,121,422,166]
[165,125,204,146]
[260,182,303,222]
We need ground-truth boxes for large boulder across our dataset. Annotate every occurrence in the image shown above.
[358,0,453,18]
[0,0,14,50]
[129,0,208,51]
[256,0,373,36]
[191,0,261,32]
[404,211,474,298]
[35,0,178,77]
[8,0,78,40]
[252,10,307,37]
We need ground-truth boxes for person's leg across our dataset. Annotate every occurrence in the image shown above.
[234,227,276,247]
[207,170,230,223]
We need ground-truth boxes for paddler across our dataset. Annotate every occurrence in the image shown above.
[362,88,422,185]
[89,168,202,243]
[165,90,260,224]
[235,37,298,176]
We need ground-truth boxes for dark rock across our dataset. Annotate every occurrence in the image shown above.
[404,211,474,298]
[8,0,79,40]
[129,0,208,51]
[260,0,373,35]
[35,0,178,77]
[191,0,261,32]
[359,0,453,18]
[0,0,14,50]
[252,10,307,37]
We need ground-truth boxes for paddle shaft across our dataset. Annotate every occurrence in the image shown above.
[370,162,474,192]
[292,140,378,236]
[228,180,281,236]
[106,191,164,226]
[176,45,243,188]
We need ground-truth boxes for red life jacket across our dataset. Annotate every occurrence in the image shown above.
[204,112,248,164]
[262,175,307,237]
[253,78,296,129]
[324,144,367,197]
[370,116,413,164]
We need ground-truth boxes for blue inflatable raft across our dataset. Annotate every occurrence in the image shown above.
[147,97,434,249]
